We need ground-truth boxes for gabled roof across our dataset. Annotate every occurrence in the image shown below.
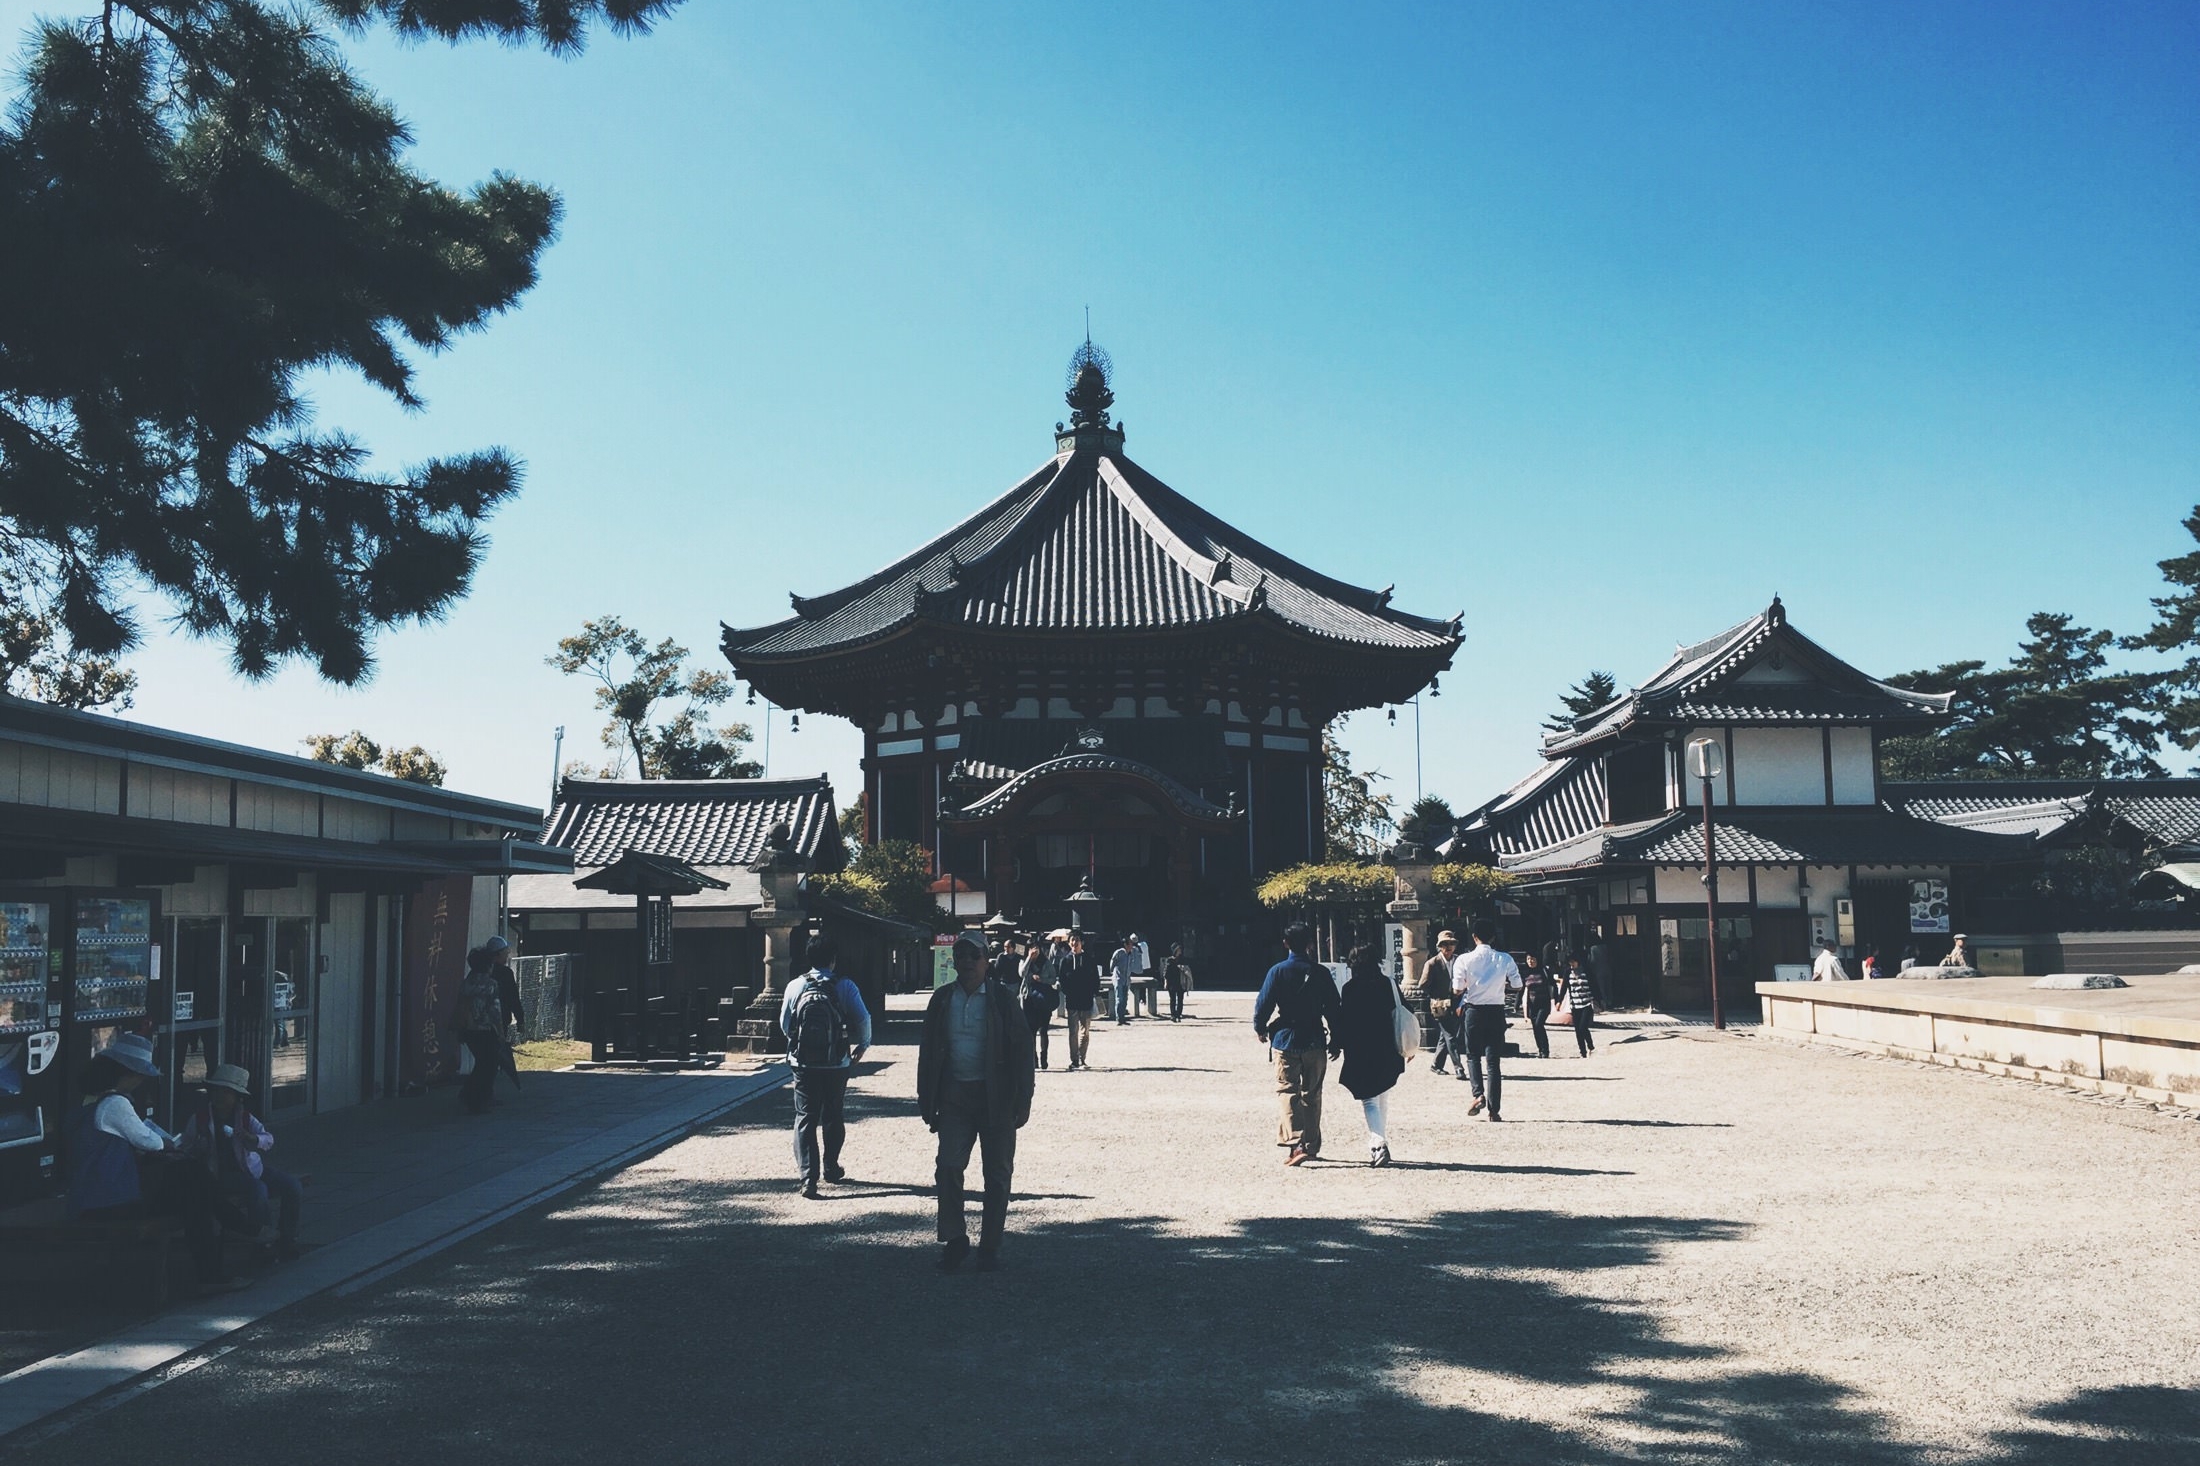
[1542,598,1950,757]
[541,776,846,873]
[722,443,1461,662]
[1885,780,2200,851]
[1453,755,1608,858]
[941,752,1236,827]
[1498,806,2031,880]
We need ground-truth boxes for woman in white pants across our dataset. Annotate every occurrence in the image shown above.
[1336,945,1408,1165]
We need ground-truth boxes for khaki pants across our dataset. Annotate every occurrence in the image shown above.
[1065,1010,1094,1066]
[1273,1046,1327,1154]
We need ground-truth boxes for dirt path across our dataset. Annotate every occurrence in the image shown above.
[19,994,2199,1464]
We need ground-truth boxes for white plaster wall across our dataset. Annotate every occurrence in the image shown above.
[1732,727,1824,805]
[1755,865,1802,908]
[1684,727,1730,804]
[1830,727,1875,805]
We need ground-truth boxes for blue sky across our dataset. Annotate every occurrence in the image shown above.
[6,1,2195,814]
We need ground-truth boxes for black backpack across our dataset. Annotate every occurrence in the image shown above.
[790,974,848,1068]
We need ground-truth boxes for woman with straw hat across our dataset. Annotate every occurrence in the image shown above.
[66,1033,239,1289]
[180,1064,305,1261]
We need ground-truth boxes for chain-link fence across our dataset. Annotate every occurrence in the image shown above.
[512,953,580,1042]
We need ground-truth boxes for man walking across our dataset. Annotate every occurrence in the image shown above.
[1453,922,1520,1122]
[1812,937,1849,982]
[1111,932,1142,1024]
[779,937,872,1199]
[918,930,1035,1272]
[1425,930,1467,1079]
[1253,921,1341,1166]
[1059,933,1101,1069]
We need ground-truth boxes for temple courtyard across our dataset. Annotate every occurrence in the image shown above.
[15,995,2199,1465]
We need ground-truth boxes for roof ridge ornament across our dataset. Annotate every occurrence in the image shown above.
[1767,594,1785,627]
[1066,340,1114,430]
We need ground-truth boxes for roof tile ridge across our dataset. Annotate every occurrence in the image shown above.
[1103,451,1455,633]
[764,456,1063,624]
[941,447,1093,593]
[1094,455,1250,607]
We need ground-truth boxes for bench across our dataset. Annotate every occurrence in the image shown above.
[0,1203,184,1306]
[0,1170,311,1305]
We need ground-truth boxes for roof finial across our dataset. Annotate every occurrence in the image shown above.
[1767,593,1785,627]
[1066,337,1114,430]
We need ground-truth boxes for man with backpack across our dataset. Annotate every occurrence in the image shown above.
[779,936,873,1199]
[1253,921,1342,1166]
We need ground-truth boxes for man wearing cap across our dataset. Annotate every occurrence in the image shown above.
[917,930,1036,1272]
[1424,931,1468,1080]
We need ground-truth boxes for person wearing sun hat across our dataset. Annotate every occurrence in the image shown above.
[67,1033,238,1288]
[180,1064,306,1261]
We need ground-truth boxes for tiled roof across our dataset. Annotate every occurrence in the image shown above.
[948,717,1235,793]
[1455,755,1608,858]
[1499,807,2030,878]
[942,753,1235,825]
[1885,780,2200,850]
[1541,599,1949,757]
[540,777,846,872]
[722,445,1460,661]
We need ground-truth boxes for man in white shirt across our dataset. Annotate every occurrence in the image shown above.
[1451,922,1522,1121]
[1811,939,1850,982]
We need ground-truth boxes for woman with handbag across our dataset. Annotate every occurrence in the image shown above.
[1336,944,1412,1166]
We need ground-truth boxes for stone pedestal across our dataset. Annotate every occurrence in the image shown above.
[1385,841,1439,1001]
[726,824,810,1057]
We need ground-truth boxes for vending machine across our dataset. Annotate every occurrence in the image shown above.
[0,899,61,1201]
[0,888,165,1200]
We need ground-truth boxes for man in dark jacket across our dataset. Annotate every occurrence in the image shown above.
[918,930,1036,1272]
[1253,922,1341,1166]
[1057,933,1102,1070]
[483,935,525,1090]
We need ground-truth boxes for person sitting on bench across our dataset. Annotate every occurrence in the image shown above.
[179,1064,303,1262]
[65,1033,239,1291]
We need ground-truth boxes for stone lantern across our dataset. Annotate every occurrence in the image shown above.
[1384,839,1440,1000]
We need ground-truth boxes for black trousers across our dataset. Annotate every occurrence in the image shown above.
[1573,1007,1596,1056]
[792,1068,850,1185]
[1168,988,1184,1020]
[1025,1011,1053,1067]
[1526,1000,1551,1058]
[1432,1010,1467,1074]
[1465,1004,1507,1113]
[459,1031,500,1112]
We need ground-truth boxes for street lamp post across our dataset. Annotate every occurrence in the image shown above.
[1686,737,1727,1031]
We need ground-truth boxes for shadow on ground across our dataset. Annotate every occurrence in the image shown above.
[25,1098,2197,1466]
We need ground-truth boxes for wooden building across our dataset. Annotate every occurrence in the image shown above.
[1452,600,2031,1010]
[721,348,1460,978]
[0,695,564,1198]
[506,776,868,1016]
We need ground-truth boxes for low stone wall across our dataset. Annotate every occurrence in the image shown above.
[1758,977,2200,1109]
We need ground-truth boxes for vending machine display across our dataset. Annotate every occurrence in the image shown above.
[0,901,57,1195]
[73,897,153,1024]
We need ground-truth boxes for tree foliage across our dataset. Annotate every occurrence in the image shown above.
[1428,862,1515,910]
[1395,794,1456,851]
[548,615,758,779]
[1321,718,1395,858]
[1255,858,1513,920]
[0,2,676,682]
[1543,670,1618,734]
[302,728,446,784]
[0,560,136,710]
[1882,613,2165,780]
[836,795,866,856]
[810,839,948,932]
[2127,504,2200,757]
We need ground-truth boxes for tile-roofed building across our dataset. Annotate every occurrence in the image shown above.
[507,776,852,1024]
[718,346,1459,980]
[1886,780,2200,854]
[1451,604,2030,1012]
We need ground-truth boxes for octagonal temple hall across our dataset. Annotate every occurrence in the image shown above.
[721,348,1460,982]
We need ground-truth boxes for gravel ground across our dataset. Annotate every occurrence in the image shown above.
[14,993,2198,1465]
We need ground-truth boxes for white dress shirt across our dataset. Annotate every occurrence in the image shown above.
[1812,948,1849,982]
[1451,943,1522,1006]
